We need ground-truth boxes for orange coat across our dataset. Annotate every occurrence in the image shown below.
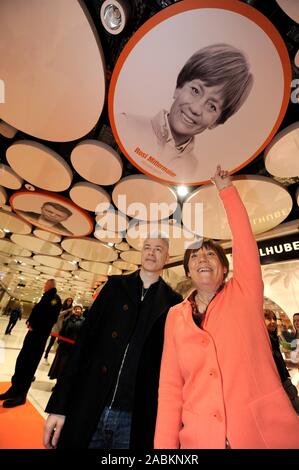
[154,186,299,449]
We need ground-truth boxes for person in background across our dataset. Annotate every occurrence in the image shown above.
[44,234,182,450]
[281,313,299,390]
[264,309,299,414]
[285,313,299,366]
[4,302,23,335]
[44,297,73,364]
[48,304,85,388]
[0,279,62,408]
[154,165,299,449]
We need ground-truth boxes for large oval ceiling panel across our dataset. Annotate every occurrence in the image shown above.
[80,260,121,276]
[0,0,106,141]
[7,141,73,191]
[69,182,110,212]
[0,210,32,234]
[71,140,123,186]
[276,0,299,23]
[112,175,177,220]
[62,237,118,263]
[33,255,74,271]
[264,122,299,178]
[182,176,293,239]
[0,164,23,190]
[0,239,31,257]
[109,0,290,185]
[11,234,62,256]
[33,229,61,243]
[0,186,7,206]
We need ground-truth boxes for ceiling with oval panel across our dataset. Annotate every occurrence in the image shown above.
[10,234,62,256]
[264,122,299,178]
[32,255,75,271]
[0,0,298,313]
[0,163,23,189]
[94,228,123,245]
[6,141,73,192]
[80,260,121,276]
[69,182,110,212]
[182,176,293,239]
[0,0,106,141]
[33,229,62,243]
[112,175,178,221]
[0,209,32,234]
[120,250,141,265]
[0,186,7,206]
[71,140,123,186]
[62,237,118,262]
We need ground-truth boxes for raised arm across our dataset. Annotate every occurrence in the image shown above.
[212,165,263,297]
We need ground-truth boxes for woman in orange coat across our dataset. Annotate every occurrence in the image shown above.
[154,165,299,449]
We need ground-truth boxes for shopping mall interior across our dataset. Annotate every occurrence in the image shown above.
[0,0,298,451]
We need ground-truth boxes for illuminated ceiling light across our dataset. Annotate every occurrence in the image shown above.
[3,228,10,233]
[176,186,189,197]
[25,183,35,191]
[100,0,130,35]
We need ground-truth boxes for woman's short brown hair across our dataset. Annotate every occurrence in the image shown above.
[183,239,229,281]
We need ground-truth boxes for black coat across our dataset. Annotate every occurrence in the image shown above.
[11,288,62,396]
[48,314,85,380]
[46,271,182,449]
[28,288,62,336]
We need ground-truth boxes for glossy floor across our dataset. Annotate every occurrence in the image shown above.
[0,316,56,418]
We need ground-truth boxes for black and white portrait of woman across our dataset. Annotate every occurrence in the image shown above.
[110,0,290,185]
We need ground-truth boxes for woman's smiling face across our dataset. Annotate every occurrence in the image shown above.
[168,79,224,145]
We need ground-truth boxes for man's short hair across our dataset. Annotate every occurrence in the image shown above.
[143,231,169,249]
[42,201,72,218]
[176,43,253,125]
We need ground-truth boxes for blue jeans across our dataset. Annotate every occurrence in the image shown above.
[88,407,132,449]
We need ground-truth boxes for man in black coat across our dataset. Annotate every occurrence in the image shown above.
[44,235,182,450]
[0,279,62,407]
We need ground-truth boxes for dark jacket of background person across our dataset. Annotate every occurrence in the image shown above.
[5,304,22,334]
[45,271,182,449]
[28,288,62,336]
[268,329,299,414]
[44,300,74,361]
[49,313,85,380]
[10,287,62,397]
